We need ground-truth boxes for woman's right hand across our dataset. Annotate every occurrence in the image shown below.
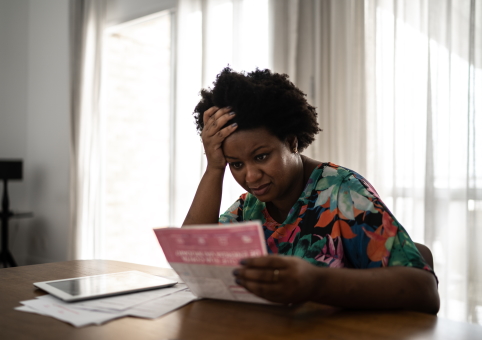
[201,106,238,170]
[182,106,237,226]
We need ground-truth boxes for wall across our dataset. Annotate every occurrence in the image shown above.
[0,1,29,210]
[0,0,70,265]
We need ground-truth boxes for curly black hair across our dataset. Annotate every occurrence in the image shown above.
[193,67,320,152]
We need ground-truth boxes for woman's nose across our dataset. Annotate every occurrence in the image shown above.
[245,164,262,184]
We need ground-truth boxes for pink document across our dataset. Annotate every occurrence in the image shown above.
[153,221,270,304]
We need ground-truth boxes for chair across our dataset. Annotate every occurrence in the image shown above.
[414,242,434,270]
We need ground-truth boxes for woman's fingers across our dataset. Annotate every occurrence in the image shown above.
[203,107,235,138]
[234,267,283,283]
[241,281,284,302]
[202,106,219,126]
[206,114,236,139]
[203,106,231,129]
[233,256,290,283]
[240,255,289,269]
[233,256,288,282]
[233,256,318,303]
[233,267,286,301]
[235,272,297,303]
[200,106,237,169]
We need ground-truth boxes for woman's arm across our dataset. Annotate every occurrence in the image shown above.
[182,106,237,226]
[234,256,440,314]
[183,167,226,225]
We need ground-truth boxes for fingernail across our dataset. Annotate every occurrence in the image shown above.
[231,122,238,127]
[226,106,232,110]
[235,278,242,285]
[239,258,247,265]
[232,269,240,276]
[229,111,235,115]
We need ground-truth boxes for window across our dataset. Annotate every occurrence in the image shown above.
[98,0,270,268]
[100,11,174,267]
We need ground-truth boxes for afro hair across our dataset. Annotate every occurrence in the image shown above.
[193,67,320,152]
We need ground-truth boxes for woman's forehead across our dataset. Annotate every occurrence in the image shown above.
[224,127,277,145]
[222,127,285,157]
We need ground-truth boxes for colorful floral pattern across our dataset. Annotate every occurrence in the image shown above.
[219,163,434,274]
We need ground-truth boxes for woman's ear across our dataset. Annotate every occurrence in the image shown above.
[287,135,299,154]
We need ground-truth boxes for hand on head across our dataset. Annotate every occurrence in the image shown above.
[201,106,238,170]
[233,255,319,304]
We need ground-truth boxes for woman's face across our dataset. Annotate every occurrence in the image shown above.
[222,127,303,208]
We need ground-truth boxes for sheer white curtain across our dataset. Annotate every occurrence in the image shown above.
[69,0,269,257]
[173,0,270,226]
[364,0,482,324]
[269,0,368,173]
[70,0,107,260]
[272,0,481,324]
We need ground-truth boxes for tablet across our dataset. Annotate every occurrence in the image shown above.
[34,271,178,302]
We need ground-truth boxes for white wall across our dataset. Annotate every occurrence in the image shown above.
[0,0,70,265]
[0,0,29,210]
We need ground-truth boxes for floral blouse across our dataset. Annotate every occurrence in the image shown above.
[219,162,434,274]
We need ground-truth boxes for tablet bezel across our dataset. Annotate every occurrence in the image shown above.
[34,270,178,302]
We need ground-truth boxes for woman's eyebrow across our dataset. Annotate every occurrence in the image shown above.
[225,145,270,160]
[250,145,269,155]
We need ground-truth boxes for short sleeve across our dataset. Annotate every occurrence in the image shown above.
[338,173,435,277]
[219,196,245,223]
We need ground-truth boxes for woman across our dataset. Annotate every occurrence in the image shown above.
[183,67,439,314]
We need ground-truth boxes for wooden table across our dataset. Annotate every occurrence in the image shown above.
[1,260,481,340]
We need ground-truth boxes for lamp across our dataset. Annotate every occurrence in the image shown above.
[0,159,23,267]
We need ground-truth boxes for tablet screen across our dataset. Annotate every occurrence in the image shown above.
[35,271,177,301]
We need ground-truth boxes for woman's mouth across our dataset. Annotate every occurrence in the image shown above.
[250,183,271,196]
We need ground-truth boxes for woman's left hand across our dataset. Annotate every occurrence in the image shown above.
[233,255,320,304]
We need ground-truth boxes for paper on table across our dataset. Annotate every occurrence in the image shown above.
[20,295,125,327]
[55,283,188,312]
[16,287,197,327]
[15,305,47,315]
[126,289,197,319]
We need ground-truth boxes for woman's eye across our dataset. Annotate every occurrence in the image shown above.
[255,154,268,161]
[230,162,242,169]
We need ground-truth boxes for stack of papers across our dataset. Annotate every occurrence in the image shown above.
[15,283,197,327]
